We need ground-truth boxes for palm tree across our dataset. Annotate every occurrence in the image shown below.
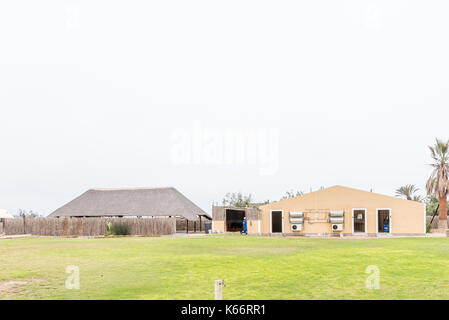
[426,138,449,229]
[395,184,421,201]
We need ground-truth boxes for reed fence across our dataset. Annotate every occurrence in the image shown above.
[426,216,449,229]
[1,217,176,237]
[176,218,207,233]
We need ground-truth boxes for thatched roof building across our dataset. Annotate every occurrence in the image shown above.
[0,209,14,219]
[49,187,210,221]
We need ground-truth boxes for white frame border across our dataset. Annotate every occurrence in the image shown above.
[376,208,392,234]
[423,203,427,234]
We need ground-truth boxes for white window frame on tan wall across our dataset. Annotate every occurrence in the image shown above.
[352,208,367,234]
[270,210,284,233]
[375,208,392,234]
[423,203,427,234]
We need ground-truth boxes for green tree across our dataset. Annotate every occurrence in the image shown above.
[222,192,254,208]
[18,209,40,218]
[281,190,304,201]
[222,192,269,208]
[426,138,449,229]
[425,194,439,216]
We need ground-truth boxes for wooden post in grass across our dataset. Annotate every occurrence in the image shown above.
[215,280,224,300]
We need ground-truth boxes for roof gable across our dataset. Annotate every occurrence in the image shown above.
[260,185,422,209]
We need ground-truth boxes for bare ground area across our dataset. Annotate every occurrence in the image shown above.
[0,279,42,297]
[0,280,29,296]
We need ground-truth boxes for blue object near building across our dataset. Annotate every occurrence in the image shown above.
[384,224,389,233]
[241,219,248,235]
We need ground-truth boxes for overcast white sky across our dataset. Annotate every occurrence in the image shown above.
[1,1,448,216]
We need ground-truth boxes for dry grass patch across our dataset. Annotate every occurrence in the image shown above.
[0,280,29,296]
[0,278,44,298]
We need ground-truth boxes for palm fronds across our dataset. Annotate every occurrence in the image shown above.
[395,184,420,201]
[426,138,449,198]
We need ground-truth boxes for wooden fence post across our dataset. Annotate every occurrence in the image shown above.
[215,280,224,300]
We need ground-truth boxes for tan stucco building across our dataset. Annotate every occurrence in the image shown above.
[212,186,426,236]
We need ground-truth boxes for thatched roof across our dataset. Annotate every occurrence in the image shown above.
[49,187,209,221]
[0,209,13,219]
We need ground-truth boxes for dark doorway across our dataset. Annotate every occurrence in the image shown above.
[353,209,366,233]
[226,209,245,232]
[271,211,283,233]
[377,209,390,233]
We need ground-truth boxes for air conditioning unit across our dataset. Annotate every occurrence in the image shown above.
[329,211,344,217]
[289,211,304,218]
[290,218,304,224]
[331,224,343,231]
[329,217,344,224]
[291,224,302,232]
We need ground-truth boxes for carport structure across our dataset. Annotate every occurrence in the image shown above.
[212,206,261,233]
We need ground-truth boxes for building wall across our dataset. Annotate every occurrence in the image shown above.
[259,186,425,235]
[247,218,260,234]
[213,220,225,233]
[212,206,261,233]
[211,186,425,235]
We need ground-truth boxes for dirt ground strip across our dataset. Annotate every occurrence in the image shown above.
[0,278,42,297]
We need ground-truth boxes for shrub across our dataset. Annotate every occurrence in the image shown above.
[426,223,432,233]
[105,222,113,236]
[110,222,130,236]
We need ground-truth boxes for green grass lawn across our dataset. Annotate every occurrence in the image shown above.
[1,235,449,300]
